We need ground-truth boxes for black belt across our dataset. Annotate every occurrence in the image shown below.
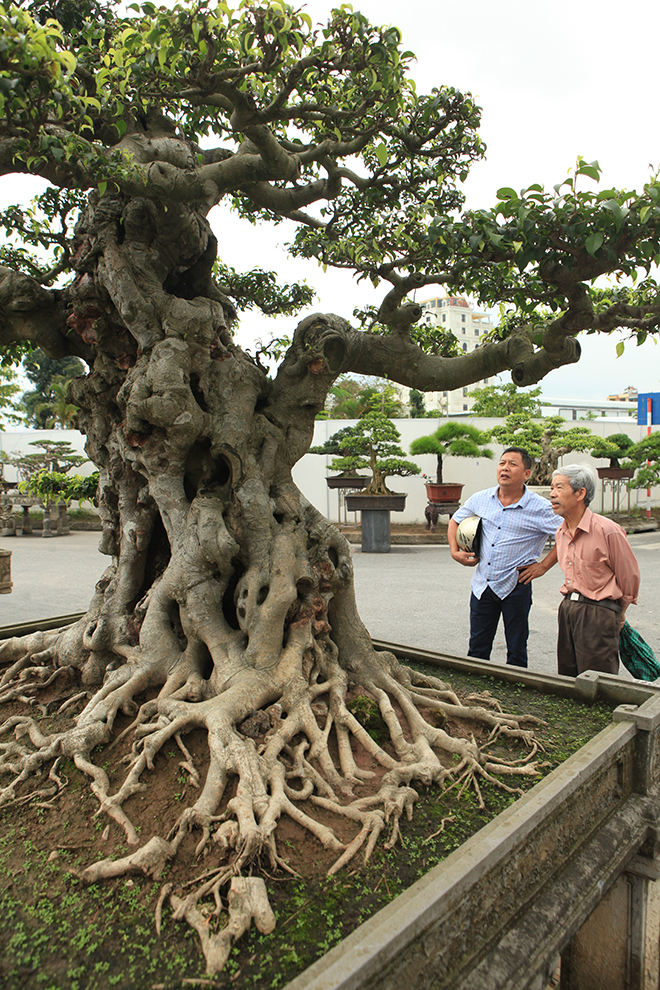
[564,592,622,613]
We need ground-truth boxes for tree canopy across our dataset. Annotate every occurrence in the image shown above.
[2,1,660,385]
[467,383,544,418]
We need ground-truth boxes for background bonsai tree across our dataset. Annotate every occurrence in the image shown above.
[589,432,635,469]
[489,415,602,485]
[624,434,660,490]
[3,0,660,973]
[309,425,367,477]
[8,439,88,484]
[327,411,420,495]
[409,422,492,483]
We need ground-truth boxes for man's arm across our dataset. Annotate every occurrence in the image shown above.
[518,545,558,584]
[448,517,479,568]
[607,528,641,628]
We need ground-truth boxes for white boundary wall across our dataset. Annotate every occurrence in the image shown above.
[2,423,658,525]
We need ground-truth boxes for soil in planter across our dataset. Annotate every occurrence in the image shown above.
[0,667,614,990]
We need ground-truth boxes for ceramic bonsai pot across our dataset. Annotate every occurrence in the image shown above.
[424,482,464,503]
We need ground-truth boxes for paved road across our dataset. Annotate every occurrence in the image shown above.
[1,529,659,679]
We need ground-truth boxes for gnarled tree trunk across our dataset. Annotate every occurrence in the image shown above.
[0,190,543,974]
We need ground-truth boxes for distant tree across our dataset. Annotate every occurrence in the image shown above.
[0,365,24,429]
[410,422,492,483]
[8,439,87,482]
[21,349,85,428]
[467,383,543,417]
[409,389,426,418]
[318,377,405,419]
[489,415,602,485]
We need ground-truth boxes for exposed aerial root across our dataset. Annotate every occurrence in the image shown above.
[171,876,276,975]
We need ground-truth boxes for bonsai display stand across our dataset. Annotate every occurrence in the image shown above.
[344,494,407,553]
[427,499,461,517]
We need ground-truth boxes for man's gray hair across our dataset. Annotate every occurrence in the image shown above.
[552,464,597,506]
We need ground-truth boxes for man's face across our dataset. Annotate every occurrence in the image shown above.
[549,474,585,517]
[497,451,531,490]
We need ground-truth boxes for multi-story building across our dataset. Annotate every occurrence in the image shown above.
[397,296,495,415]
[606,386,638,403]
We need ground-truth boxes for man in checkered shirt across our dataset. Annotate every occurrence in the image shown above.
[448,447,558,668]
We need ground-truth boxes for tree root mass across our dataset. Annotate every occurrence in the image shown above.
[0,606,545,975]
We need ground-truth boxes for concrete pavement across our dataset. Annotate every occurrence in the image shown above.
[1,529,659,679]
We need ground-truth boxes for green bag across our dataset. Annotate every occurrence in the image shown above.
[619,621,660,681]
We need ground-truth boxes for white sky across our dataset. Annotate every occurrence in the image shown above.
[2,0,660,399]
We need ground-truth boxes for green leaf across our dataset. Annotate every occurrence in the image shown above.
[616,341,625,358]
[585,232,603,256]
[496,187,518,201]
[576,164,601,182]
[374,144,387,167]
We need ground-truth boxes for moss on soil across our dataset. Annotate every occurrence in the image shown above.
[0,664,615,990]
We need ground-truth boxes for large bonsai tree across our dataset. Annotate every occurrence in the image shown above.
[409,421,492,483]
[2,0,660,973]
[489,414,604,485]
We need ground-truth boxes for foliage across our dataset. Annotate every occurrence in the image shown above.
[409,389,426,418]
[317,378,405,420]
[589,432,635,468]
[0,364,24,429]
[326,412,420,495]
[1,5,660,379]
[7,439,87,483]
[426,159,660,367]
[18,468,99,504]
[467,383,543,418]
[20,349,86,428]
[409,422,492,483]
[489,414,602,485]
[625,434,660,489]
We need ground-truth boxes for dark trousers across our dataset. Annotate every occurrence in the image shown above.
[468,582,533,667]
[557,598,620,677]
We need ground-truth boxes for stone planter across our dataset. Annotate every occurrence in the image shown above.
[424,482,464,503]
[286,645,660,990]
[0,549,12,594]
[344,493,407,553]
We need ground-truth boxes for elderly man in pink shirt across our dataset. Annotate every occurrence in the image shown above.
[546,464,640,676]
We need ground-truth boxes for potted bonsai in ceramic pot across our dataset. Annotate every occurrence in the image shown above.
[589,433,635,480]
[409,422,492,503]
[329,413,420,552]
[332,412,420,505]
